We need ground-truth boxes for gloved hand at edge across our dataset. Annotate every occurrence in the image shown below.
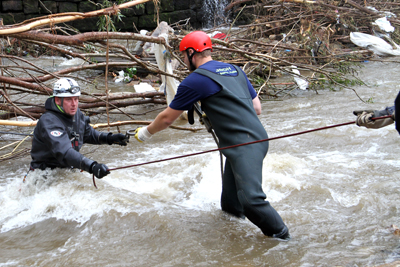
[107,133,128,146]
[356,111,374,127]
[356,111,394,129]
[134,126,153,142]
[90,162,110,179]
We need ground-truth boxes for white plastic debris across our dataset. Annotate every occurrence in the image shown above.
[290,66,308,90]
[114,70,125,83]
[134,82,156,93]
[350,32,400,56]
[373,17,394,33]
[113,70,132,83]
[366,6,396,18]
[133,30,149,52]
[153,22,179,105]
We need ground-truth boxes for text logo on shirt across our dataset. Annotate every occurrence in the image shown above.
[216,66,237,75]
[50,130,62,137]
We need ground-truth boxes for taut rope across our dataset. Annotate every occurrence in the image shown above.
[107,115,392,172]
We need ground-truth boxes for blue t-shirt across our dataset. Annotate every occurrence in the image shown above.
[169,60,257,111]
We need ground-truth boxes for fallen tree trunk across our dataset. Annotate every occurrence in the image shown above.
[92,120,202,132]
[15,60,177,84]
[0,119,37,127]
[0,0,152,35]
[0,94,166,119]
[79,97,166,109]
[0,76,52,94]
[82,91,165,103]
[17,62,141,84]
[9,31,170,49]
[0,104,43,119]
[0,90,36,120]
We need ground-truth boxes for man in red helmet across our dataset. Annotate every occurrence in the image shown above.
[134,31,289,239]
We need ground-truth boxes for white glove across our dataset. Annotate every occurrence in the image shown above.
[134,126,153,142]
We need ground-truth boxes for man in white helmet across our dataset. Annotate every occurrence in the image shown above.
[30,77,128,179]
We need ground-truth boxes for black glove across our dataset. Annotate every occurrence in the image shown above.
[90,163,110,179]
[107,133,128,146]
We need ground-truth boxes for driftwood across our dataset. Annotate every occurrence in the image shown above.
[92,120,201,132]
[0,75,52,94]
[82,91,164,103]
[1,0,400,158]
[0,0,152,35]
[0,119,37,127]
[0,91,167,120]
[0,119,199,132]
[9,31,171,49]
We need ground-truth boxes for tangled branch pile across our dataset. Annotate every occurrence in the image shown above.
[1,0,400,127]
[1,0,400,161]
[207,0,400,97]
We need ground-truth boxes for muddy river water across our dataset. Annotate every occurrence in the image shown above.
[0,58,399,266]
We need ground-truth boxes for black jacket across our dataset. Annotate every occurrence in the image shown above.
[30,97,109,172]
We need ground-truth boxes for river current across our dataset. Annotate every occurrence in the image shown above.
[0,58,399,266]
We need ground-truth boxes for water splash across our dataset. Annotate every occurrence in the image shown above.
[202,0,230,29]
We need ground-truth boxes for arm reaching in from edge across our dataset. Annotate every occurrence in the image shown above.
[354,108,395,129]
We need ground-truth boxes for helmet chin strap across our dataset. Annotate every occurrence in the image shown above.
[186,49,197,71]
[55,97,66,114]
[59,98,65,112]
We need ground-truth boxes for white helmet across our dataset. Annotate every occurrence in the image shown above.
[53,78,81,97]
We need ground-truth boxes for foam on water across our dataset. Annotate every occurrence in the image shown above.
[262,153,308,202]
[181,153,222,210]
[3,137,221,233]
[0,167,153,233]
[59,58,86,66]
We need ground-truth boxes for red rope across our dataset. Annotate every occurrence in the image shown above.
[108,115,393,172]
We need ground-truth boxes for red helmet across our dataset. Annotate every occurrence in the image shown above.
[179,31,213,52]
